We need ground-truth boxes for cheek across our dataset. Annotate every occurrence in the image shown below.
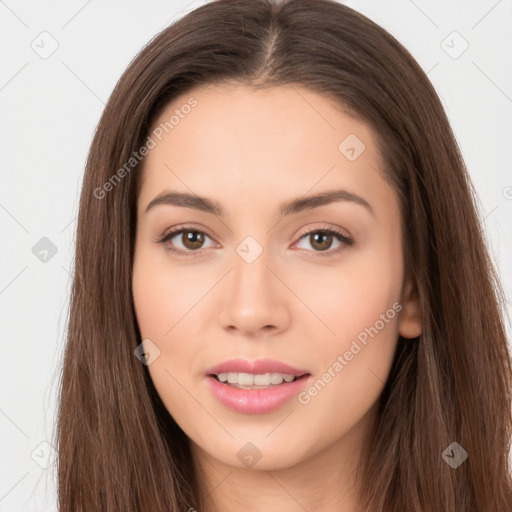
[293,241,402,415]
[292,242,403,346]
[132,246,186,339]
[302,307,399,437]
[132,258,200,375]
[132,249,199,420]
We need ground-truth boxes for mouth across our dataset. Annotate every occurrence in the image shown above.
[205,371,312,414]
[208,372,310,389]
[204,358,312,413]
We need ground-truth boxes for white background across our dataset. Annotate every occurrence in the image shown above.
[0,0,511,509]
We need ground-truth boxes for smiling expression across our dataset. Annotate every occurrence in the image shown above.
[132,82,421,470]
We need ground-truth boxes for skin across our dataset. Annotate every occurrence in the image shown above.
[132,83,422,512]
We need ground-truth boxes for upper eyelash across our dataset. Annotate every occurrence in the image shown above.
[157,224,353,258]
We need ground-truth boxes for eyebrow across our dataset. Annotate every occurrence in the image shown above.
[145,188,375,218]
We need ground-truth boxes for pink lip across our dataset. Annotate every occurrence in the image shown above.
[205,358,309,377]
[204,358,311,415]
[205,374,311,414]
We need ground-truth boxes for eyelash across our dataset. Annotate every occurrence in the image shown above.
[157,224,353,258]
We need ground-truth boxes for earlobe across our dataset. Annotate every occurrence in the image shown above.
[398,277,422,339]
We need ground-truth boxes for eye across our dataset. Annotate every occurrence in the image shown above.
[157,225,217,257]
[157,223,353,258]
[293,224,353,258]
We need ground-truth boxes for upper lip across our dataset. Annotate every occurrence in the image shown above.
[206,358,310,377]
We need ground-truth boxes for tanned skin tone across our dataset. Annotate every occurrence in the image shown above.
[132,83,422,512]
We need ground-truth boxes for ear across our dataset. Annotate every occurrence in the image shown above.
[398,276,422,339]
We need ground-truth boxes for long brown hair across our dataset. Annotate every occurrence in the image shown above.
[55,0,512,510]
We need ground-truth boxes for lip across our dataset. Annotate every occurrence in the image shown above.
[206,373,311,414]
[205,358,309,377]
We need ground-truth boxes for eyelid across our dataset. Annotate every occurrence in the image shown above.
[155,222,213,240]
[295,223,351,241]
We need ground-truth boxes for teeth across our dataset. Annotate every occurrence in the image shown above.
[217,372,297,386]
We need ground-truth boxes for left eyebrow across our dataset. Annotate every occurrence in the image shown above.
[279,189,375,218]
[145,188,375,218]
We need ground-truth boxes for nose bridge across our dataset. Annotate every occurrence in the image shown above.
[230,235,275,303]
[217,232,290,334]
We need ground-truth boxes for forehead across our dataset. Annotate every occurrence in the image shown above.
[138,83,390,218]
[148,82,376,154]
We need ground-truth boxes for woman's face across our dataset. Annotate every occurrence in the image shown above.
[132,83,421,471]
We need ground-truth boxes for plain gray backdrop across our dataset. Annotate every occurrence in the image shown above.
[1,0,511,510]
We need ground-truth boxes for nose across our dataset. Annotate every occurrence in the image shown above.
[217,247,291,338]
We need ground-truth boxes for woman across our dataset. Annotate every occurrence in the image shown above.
[55,0,512,510]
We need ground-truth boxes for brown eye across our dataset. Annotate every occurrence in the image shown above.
[179,230,205,250]
[294,226,353,258]
[158,226,216,257]
[158,225,353,258]
[308,231,334,252]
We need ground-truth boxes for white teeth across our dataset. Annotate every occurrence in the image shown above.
[217,372,297,386]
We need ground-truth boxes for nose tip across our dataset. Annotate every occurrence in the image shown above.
[217,257,291,337]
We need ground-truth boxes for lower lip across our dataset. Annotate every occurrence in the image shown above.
[205,374,311,414]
